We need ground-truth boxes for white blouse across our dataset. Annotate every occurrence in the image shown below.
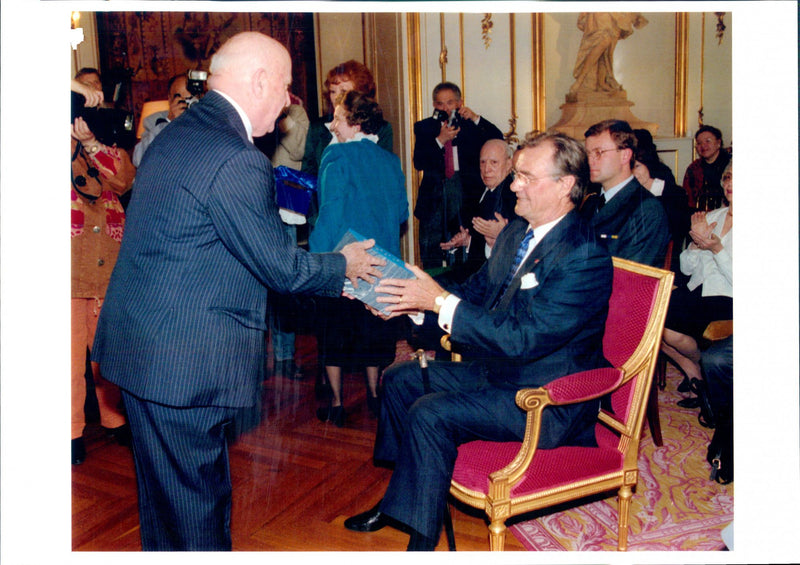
[679,206,732,297]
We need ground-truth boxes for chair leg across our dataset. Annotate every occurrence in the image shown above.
[488,519,507,551]
[655,351,667,390]
[617,485,632,551]
[443,501,456,551]
[646,379,663,446]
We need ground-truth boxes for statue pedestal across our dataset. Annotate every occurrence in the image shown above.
[551,90,658,140]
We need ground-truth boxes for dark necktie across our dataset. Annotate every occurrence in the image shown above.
[597,192,607,211]
[493,228,534,307]
[444,140,455,179]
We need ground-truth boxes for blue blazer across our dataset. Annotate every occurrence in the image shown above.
[581,177,671,267]
[444,211,613,389]
[93,91,346,408]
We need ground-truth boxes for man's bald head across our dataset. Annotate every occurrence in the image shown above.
[479,138,514,190]
[208,32,292,137]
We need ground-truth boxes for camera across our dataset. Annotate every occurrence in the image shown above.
[186,69,208,107]
[71,91,135,148]
[433,108,460,127]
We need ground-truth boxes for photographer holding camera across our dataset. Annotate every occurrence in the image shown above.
[132,73,199,167]
[71,78,135,465]
[412,82,503,269]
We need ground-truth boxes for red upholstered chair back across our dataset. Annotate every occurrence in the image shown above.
[596,259,669,450]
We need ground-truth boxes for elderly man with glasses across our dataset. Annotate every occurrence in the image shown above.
[580,119,670,267]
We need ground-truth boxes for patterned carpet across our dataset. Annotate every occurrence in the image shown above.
[508,362,733,551]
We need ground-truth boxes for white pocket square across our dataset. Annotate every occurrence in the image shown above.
[520,273,538,289]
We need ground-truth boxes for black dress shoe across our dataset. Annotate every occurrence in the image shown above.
[677,396,701,409]
[105,423,132,446]
[677,375,692,393]
[367,394,380,419]
[317,405,345,427]
[72,437,86,465]
[344,501,387,532]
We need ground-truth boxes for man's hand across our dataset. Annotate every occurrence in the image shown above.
[458,105,479,123]
[440,226,470,250]
[472,212,508,248]
[375,264,444,316]
[71,117,97,144]
[340,239,385,289]
[71,79,104,108]
[436,122,460,145]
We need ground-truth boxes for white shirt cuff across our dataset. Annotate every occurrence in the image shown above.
[437,294,461,333]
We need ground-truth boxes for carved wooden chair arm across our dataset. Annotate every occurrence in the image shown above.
[487,368,624,488]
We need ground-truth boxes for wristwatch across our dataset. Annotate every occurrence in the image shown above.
[433,291,451,314]
[85,142,101,155]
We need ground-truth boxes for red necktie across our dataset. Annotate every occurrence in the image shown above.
[444,140,455,179]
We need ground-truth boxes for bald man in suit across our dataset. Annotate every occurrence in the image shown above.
[93,32,381,551]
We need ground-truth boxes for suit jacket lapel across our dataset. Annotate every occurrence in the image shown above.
[593,178,639,223]
[483,219,528,308]
[495,212,580,311]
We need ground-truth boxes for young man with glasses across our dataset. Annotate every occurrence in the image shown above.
[580,119,670,267]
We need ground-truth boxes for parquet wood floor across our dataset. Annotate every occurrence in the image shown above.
[72,334,525,552]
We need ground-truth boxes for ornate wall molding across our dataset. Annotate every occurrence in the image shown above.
[459,14,465,96]
[699,12,706,127]
[406,13,423,264]
[715,12,726,45]
[531,13,546,133]
[505,13,518,145]
[439,13,447,81]
[674,13,689,137]
[481,14,493,49]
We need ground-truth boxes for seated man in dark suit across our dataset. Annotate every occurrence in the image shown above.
[439,138,518,283]
[344,131,613,550]
[92,32,382,551]
[580,119,670,267]
[412,82,503,269]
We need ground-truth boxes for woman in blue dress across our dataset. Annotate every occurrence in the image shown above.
[309,91,408,426]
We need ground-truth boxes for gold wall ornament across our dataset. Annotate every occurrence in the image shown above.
[481,14,493,48]
[439,14,447,81]
[715,12,726,45]
[674,13,689,137]
[505,14,518,145]
[531,13,545,133]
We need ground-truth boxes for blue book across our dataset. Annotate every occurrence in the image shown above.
[334,229,416,316]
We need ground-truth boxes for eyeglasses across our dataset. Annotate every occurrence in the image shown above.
[512,170,560,185]
[586,147,622,161]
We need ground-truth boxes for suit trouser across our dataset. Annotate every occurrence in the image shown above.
[376,360,528,540]
[701,335,733,415]
[122,391,238,550]
[376,360,597,540]
[71,298,126,438]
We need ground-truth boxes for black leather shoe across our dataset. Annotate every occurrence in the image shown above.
[344,501,387,532]
[72,437,86,465]
[105,423,132,446]
[317,405,346,427]
[677,396,701,409]
[367,395,380,419]
[677,376,692,393]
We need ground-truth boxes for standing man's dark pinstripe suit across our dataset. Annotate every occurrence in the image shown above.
[93,34,361,550]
